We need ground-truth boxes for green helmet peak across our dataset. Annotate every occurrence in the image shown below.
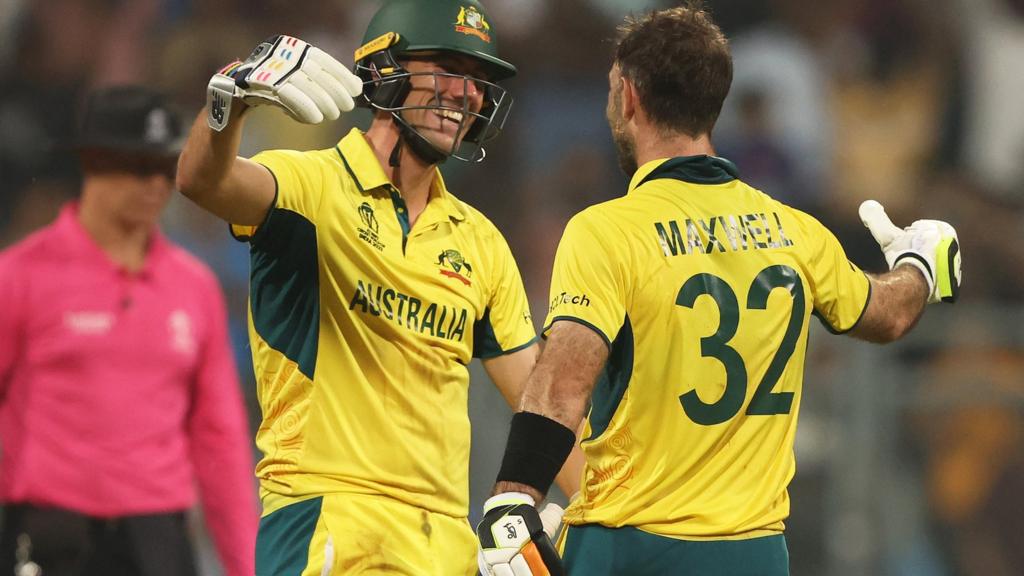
[358,0,516,81]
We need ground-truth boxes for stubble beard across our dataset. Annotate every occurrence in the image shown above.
[612,123,638,178]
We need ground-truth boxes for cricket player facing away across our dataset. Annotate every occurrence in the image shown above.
[476,5,962,576]
[176,1,579,574]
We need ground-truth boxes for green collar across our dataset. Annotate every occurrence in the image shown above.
[629,155,740,193]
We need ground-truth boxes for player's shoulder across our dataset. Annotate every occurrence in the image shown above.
[252,146,345,172]
[566,198,630,237]
[0,221,62,270]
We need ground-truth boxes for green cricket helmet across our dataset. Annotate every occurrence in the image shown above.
[354,0,516,163]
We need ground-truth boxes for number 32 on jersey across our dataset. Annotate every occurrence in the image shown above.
[676,265,805,426]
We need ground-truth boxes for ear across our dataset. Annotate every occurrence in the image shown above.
[620,75,639,124]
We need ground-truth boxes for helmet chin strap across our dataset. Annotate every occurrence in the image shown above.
[388,111,448,168]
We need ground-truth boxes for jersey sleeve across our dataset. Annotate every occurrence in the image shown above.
[542,210,627,347]
[472,230,536,359]
[800,214,871,333]
[230,149,325,244]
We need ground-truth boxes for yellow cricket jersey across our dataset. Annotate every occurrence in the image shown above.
[547,156,870,539]
[231,128,535,518]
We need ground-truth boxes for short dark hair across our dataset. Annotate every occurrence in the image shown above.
[614,3,732,137]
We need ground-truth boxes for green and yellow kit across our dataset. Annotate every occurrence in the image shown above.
[546,156,870,541]
[231,129,534,573]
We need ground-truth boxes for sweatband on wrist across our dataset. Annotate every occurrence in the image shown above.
[496,411,576,496]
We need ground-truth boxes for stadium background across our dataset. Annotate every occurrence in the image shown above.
[1,0,1022,574]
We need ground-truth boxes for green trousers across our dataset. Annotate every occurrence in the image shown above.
[562,524,790,576]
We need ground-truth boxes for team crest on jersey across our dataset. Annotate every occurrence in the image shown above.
[454,6,491,43]
[437,249,473,286]
[357,202,385,251]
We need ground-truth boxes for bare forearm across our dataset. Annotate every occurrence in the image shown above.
[493,322,608,501]
[853,264,928,343]
[176,107,247,200]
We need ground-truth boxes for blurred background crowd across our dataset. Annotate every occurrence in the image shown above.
[1,0,1022,574]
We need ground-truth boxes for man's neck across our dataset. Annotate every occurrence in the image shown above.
[633,130,716,168]
[77,194,152,273]
[365,120,437,227]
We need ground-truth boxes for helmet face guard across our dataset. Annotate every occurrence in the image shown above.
[355,46,513,163]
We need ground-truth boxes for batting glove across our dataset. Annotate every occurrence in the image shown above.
[207,35,362,131]
[477,492,566,576]
[859,200,961,304]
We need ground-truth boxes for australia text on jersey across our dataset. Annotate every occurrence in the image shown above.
[348,279,469,341]
[655,211,794,257]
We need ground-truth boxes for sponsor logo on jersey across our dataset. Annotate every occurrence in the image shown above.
[549,291,591,313]
[654,211,794,257]
[357,202,385,251]
[64,311,115,335]
[437,249,472,286]
[454,6,491,43]
[349,279,469,341]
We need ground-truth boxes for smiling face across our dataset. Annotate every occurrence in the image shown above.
[398,53,488,154]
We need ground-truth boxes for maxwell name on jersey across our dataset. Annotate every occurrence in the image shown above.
[655,211,794,257]
[348,279,469,341]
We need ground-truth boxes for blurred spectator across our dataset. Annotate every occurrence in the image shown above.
[959,0,1024,200]
[715,16,832,211]
[911,345,1024,576]
[0,86,257,576]
[717,88,804,207]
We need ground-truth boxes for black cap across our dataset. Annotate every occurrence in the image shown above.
[74,86,183,157]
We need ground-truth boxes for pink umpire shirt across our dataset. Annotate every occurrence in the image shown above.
[0,204,257,576]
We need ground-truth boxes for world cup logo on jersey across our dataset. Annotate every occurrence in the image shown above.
[437,249,473,286]
[357,202,385,251]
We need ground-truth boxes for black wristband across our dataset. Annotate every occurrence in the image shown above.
[496,411,576,496]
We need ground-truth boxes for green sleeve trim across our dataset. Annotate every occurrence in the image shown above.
[543,316,612,350]
[813,271,872,335]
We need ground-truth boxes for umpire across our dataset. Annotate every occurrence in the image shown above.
[0,87,257,575]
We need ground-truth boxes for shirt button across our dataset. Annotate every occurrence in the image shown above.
[397,207,405,213]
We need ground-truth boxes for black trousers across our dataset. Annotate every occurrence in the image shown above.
[0,504,198,576]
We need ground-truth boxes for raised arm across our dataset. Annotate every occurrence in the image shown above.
[176,105,275,225]
[850,200,961,343]
[176,35,362,225]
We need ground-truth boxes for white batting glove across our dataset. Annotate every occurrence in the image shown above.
[477,492,566,576]
[859,200,961,304]
[207,35,362,131]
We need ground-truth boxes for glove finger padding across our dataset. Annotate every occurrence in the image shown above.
[289,71,340,121]
[302,57,356,113]
[308,47,363,101]
[273,83,324,124]
[207,35,362,130]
